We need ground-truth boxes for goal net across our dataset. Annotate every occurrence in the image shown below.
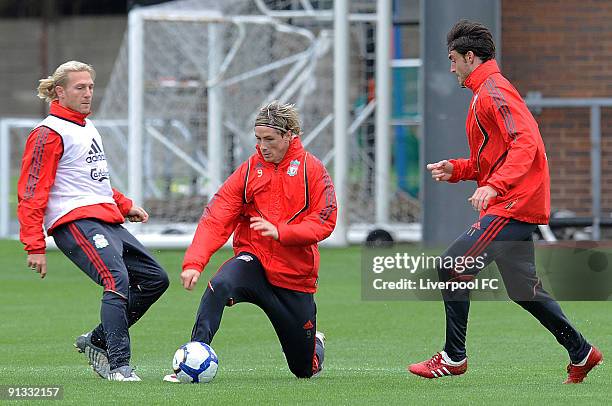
[0,0,421,246]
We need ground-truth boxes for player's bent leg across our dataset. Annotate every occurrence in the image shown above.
[83,230,170,366]
[513,298,590,359]
[263,287,319,379]
[117,225,170,326]
[101,290,131,371]
[52,220,133,379]
[436,238,476,363]
[163,254,267,383]
[191,253,264,344]
[282,336,318,379]
[126,268,169,327]
[190,279,229,344]
[409,216,507,377]
[495,236,598,382]
[511,290,600,383]
[78,227,133,374]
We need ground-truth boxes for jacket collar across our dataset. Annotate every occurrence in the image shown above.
[464,59,501,92]
[256,136,305,168]
[49,100,90,126]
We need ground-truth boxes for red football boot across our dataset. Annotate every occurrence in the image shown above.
[564,346,603,384]
[408,352,467,379]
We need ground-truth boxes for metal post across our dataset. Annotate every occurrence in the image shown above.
[523,96,612,241]
[590,105,601,240]
[208,23,224,194]
[333,0,348,245]
[0,120,10,237]
[375,0,391,224]
[128,9,144,206]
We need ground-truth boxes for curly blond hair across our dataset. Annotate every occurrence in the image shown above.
[254,101,302,135]
[37,60,96,103]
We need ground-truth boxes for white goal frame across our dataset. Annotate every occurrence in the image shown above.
[0,0,424,247]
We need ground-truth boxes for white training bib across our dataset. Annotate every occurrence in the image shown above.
[36,115,115,230]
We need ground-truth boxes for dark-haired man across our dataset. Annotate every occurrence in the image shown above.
[408,20,602,384]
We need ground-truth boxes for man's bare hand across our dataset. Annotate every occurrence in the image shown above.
[468,185,498,211]
[426,160,454,182]
[27,253,47,279]
[180,268,200,290]
[126,206,149,223]
[250,217,279,240]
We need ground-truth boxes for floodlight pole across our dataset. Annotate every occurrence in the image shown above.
[333,0,349,245]
[208,23,224,195]
[375,0,391,225]
[128,8,144,208]
[591,105,601,240]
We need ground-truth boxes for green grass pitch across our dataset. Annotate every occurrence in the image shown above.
[0,239,609,404]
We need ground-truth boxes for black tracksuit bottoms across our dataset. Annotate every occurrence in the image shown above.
[191,252,324,378]
[53,218,169,370]
[440,215,591,363]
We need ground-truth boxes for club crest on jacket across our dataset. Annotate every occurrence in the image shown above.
[287,160,300,177]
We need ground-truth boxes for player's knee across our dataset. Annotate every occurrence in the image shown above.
[102,289,128,303]
[137,266,169,294]
[105,272,130,298]
[287,357,316,379]
[290,365,313,379]
[208,275,234,297]
[155,269,170,293]
[507,285,537,302]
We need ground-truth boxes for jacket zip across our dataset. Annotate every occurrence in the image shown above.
[472,98,489,174]
[268,164,279,261]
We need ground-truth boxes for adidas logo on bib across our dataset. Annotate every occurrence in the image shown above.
[86,139,106,163]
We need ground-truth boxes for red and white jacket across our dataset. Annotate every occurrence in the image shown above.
[449,59,551,224]
[17,101,133,254]
[183,137,337,293]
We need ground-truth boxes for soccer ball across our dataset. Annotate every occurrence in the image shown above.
[172,341,219,383]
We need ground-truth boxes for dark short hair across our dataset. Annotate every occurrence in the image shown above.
[447,19,495,62]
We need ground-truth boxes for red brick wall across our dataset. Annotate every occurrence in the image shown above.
[501,0,612,217]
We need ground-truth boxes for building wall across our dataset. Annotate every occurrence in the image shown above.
[0,16,126,118]
[2,4,609,218]
[502,0,612,217]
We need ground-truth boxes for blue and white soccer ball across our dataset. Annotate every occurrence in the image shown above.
[172,341,219,383]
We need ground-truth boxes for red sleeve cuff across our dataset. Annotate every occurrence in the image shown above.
[448,159,461,183]
[112,188,133,216]
[276,223,292,245]
[117,198,133,217]
[182,263,204,273]
[27,249,46,255]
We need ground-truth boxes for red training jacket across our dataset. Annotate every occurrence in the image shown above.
[17,101,133,254]
[448,59,550,224]
[183,137,337,293]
